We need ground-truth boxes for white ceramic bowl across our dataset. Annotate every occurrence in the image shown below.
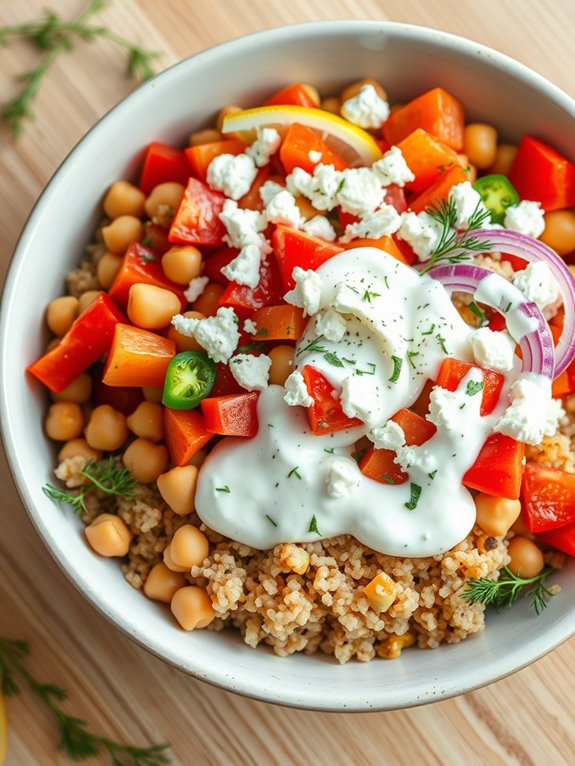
[2,21,575,712]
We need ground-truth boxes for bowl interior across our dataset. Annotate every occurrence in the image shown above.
[2,21,575,711]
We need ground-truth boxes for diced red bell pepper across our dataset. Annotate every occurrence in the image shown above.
[169,177,226,247]
[209,362,245,397]
[142,223,172,254]
[463,434,525,499]
[264,84,318,108]
[217,255,285,319]
[392,408,437,445]
[201,392,259,437]
[108,242,186,310]
[538,521,575,556]
[238,166,271,211]
[250,305,306,340]
[139,142,191,195]
[383,87,465,151]
[391,234,418,266]
[410,379,435,417]
[202,246,237,285]
[279,123,348,174]
[272,226,344,291]
[408,164,467,214]
[397,129,461,194]
[521,463,575,533]
[102,324,176,388]
[436,357,504,416]
[383,184,407,214]
[184,138,246,183]
[93,378,145,415]
[509,135,575,212]
[302,366,362,435]
[27,293,126,393]
[164,407,214,466]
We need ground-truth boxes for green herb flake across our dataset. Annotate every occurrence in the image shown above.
[504,301,513,313]
[383,275,389,289]
[141,235,153,247]
[356,362,376,376]
[256,328,269,336]
[323,351,345,368]
[407,351,420,369]
[428,470,437,480]
[466,380,484,397]
[436,334,448,354]
[468,301,486,324]
[265,514,278,527]
[336,178,346,194]
[216,485,231,493]
[308,515,321,535]
[381,474,396,485]
[389,356,403,383]
[351,447,368,462]
[405,482,422,510]
[323,448,335,454]
[421,324,435,336]
[288,466,302,479]
[362,289,381,303]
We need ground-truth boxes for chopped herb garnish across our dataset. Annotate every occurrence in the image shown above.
[139,252,156,263]
[459,403,466,410]
[265,514,278,527]
[421,324,435,336]
[267,423,275,428]
[288,466,302,479]
[298,336,328,356]
[323,351,345,368]
[407,350,420,369]
[323,448,335,454]
[466,380,484,397]
[468,301,486,324]
[461,566,556,615]
[336,178,346,194]
[436,334,448,354]
[389,355,402,383]
[504,301,512,313]
[237,341,266,353]
[308,515,321,535]
[356,362,376,376]
[383,275,389,289]
[216,485,231,493]
[381,474,396,485]
[141,235,153,247]
[362,289,381,303]
[256,328,269,336]
[351,447,368,462]
[428,470,437,480]
[405,482,422,510]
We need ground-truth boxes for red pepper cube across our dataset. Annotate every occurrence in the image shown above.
[217,256,285,319]
[509,135,575,212]
[463,433,525,500]
[383,87,465,151]
[264,84,319,108]
[139,142,191,195]
[108,242,186,311]
[521,463,575,533]
[201,392,259,437]
[185,138,246,183]
[538,521,575,556]
[279,123,348,175]
[164,407,214,466]
[272,226,344,291]
[436,357,504,416]
[302,365,362,435]
[169,177,227,248]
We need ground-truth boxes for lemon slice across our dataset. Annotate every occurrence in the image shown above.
[222,105,382,167]
[0,693,7,766]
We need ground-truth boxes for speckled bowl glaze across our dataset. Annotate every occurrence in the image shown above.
[2,21,575,711]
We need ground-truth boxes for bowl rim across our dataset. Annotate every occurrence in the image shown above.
[3,18,575,712]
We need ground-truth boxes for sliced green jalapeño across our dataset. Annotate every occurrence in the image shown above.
[162,351,216,410]
[473,173,520,224]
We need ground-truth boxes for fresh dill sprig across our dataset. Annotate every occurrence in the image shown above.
[419,198,492,274]
[0,636,171,764]
[1,0,160,137]
[461,566,556,615]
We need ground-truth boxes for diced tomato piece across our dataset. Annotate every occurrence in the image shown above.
[108,242,186,310]
[264,84,318,108]
[184,138,246,183]
[250,305,306,340]
[279,123,348,174]
[359,447,407,486]
[142,223,171,254]
[102,324,176,388]
[209,362,245,397]
[93,379,144,415]
[169,178,226,247]
[397,129,461,194]
[341,234,410,264]
[408,164,467,214]
[202,246,237,285]
[509,135,575,211]
[391,408,437,445]
[238,166,270,211]
[436,357,504,416]
[302,366,362,435]
[521,463,575,533]
[27,293,126,393]
[164,407,214,466]
[217,256,284,319]
[139,142,191,195]
[201,392,259,437]
[383,87,465,151]
[272,226,344,291]
[463,434,525,499]
[538,521,575,556]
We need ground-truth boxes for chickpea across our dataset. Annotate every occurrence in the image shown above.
[157,465,198,515]
[144,182,185,220]
[321,96,341,114]
[507,536,545,578]
[85,513,132,557]
[45,402,84,441]
[127,283,181,330]
[101,215,143,254]
[97,252,123,289]
[457,154,477,183]
[126,401,164,442]
[215,105,242,133]
[46,296,78,337]
[192,282,225,317]
[163,544,189,572]
[188,128,223,146]
[170,525,210,568]
[171,586,215,630]
[341,78,387,104]
[161,246,202,285]
[540,210,575,256]
[300,83,321,106]
[474,494,521,537]
[85,405,128,451]
[142,386,163,403]
[144,562,187,603]
[488,143,518,176]
[268,345,295,385]
[78,290,100,314]
[122,438,168,484]
[51,373,92,404]
[103,181,146,219]
[165,310,205,353]
[58,438,101,463]
[463,124,498,169]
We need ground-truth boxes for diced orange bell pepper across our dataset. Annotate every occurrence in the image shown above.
[272,226,344,291]
[552,369,574,398]
[102,324,176,388]
[264,83,318,108]
[509,135,575,212]
[383,87,465,151]
[341,234,410,264]
[392,408,437,445]
[108,242,186,310]
[139,142,191,195]
[436,357,504,416]
[238,166,271,211]
[302,366,362,435]
[408,164,467,214]
[217,256,285,319]
[397,128,461,193]
[27,292,126,393]
[463,434,524,499]
[164,407,214,466]
[169,177,227,247]
[201,392,259,437]
[184,138,246,183]
[250,305,306,340]
[279,123,348,174]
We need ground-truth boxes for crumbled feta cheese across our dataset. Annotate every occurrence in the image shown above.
[372,147,415,188]
[340,84,390,129]
[184,275,209,303]
[245,127,281,168]
[243,318,257,335]
[325,458,361,498]
[301,215,337,242]
[337,168,385,217]
[494,373,561,444]
[259,180,285,206]
[283,370,313,407]
[284,266,323,316]
[340,375,378,424]
[397,211,445,262]
[265,189,304,228]
[206,153,257,200]
[470,327,516,372]
[512,261,561,318]
[339,204,401,243]
[395,443,435,474]
[449,182,488,229]
[427,386,469,431]
[229,353,272,391]
[220,244,262,289]
[504,200,545,239]
[369,420,405,450]
[308,149,323,164]
[171,307,240,363]
[286,164,344,211]
[219,199,266,248]
[314,309,347,342]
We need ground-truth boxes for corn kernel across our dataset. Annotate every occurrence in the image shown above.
[376,631,416,659]
[363,571,397,613]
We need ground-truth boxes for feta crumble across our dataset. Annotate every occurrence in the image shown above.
[206,153,257,200]
[220,244,263,289]
[397,211,445,261]
[259,180,286,206]
[243,318,257,335]
[308,149,323,164]
[336,167,385,217]
[470,327,516,372]
[427,386,469,432]
[340,375,378,425]
[286,164,343,211]
[301,215,337,242]
[495,373,562,445]
[325,458,361,498]
[229,353,272,391]
[314,309,347,342]
[283,370,313,407]
[369,420,405,450]
[340,84,390,129]
[339,204,401,243]
[219,199,266,248]
[284,266,323,316]
[372,147,415,188]
[265,189,304,228]
[245,127,281,168]
[504,200,545,239]
[449,182,488,229]
[171,307,240,363]
[184,275,209,303]
[512,261,561,318]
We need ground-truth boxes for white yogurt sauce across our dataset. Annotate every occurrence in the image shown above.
[194,248,535,557]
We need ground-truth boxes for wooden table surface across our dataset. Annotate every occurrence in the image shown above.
[2,1,575,764]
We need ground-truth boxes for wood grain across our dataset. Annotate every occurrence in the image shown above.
[1,1,575,764]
